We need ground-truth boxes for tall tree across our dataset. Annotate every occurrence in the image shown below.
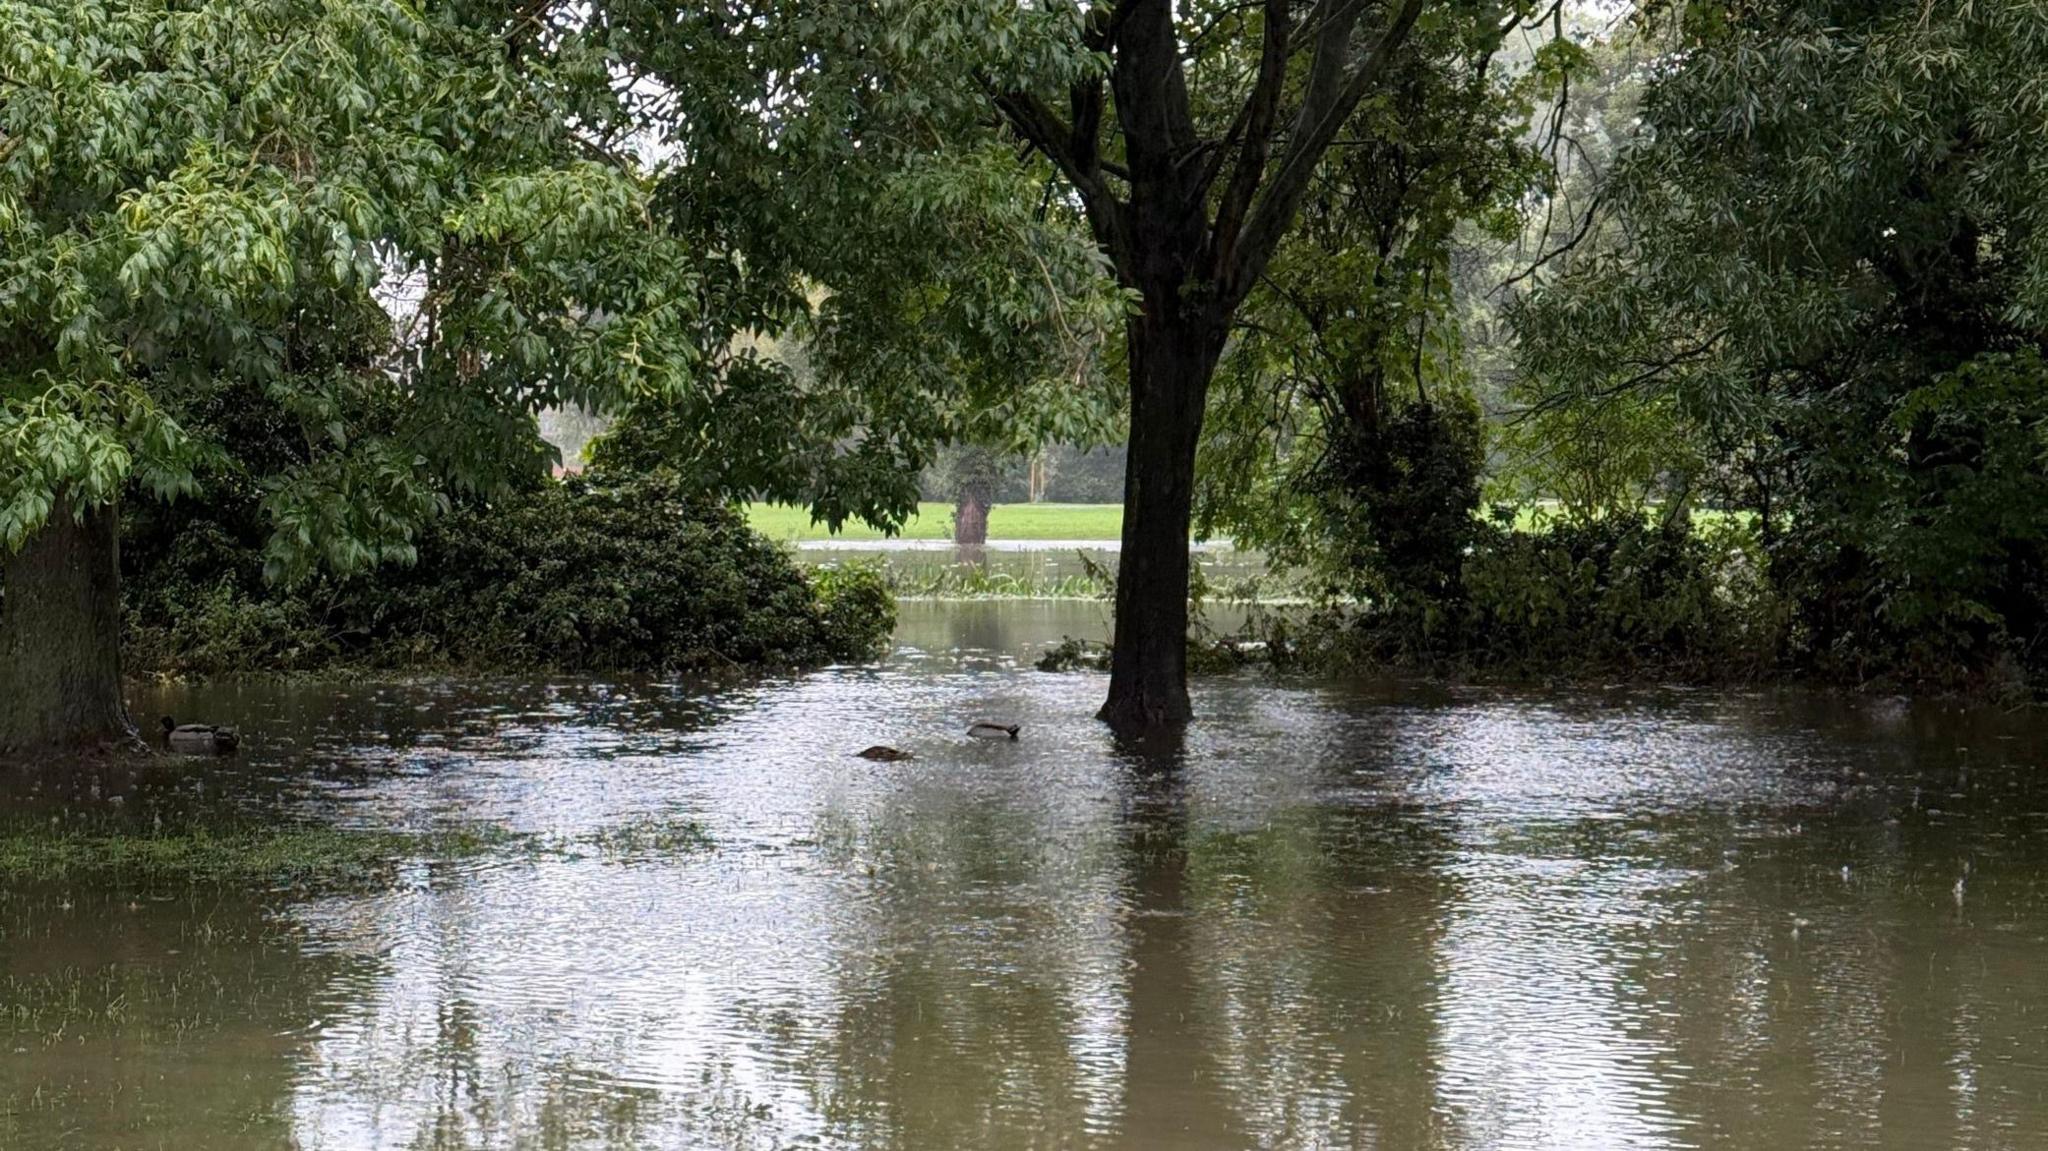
[0,0,695,751]
[1515,0,2048,680]
[601,0,1571,730]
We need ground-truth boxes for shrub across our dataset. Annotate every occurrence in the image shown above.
[124,473,894,675]
[1769,352,2048,689]
[1277,507,1785,682]
[809,562,897,662]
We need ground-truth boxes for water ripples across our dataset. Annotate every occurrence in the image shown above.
[8,604,2048,1148]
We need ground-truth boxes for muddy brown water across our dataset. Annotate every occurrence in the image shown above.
[4,600,2048,1149]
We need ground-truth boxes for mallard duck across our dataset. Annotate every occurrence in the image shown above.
[856,745,913,761]
[160,716,239,755]
[966,723,1019,741]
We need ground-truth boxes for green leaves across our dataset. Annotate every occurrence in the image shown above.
[2,0,702,578]
[0,379,197,549]
[1511,0,2048,685]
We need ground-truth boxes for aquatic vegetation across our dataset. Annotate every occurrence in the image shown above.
[581,818,717,861]
[0,816,715,884]
[0,822,528,885]
[1036,637,1111,672]
[877,550,1285,602]
[881,562,1111,600]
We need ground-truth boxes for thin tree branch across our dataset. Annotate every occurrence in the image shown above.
[1223,0,1426,305]
[989,86,1135,276]
[1210,0,1293,268]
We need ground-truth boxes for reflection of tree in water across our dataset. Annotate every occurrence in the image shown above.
[760,724,1458,1149]
[1114,732,1449,1149]
[1115,742,1249,1149]
[791,790,1130,1147]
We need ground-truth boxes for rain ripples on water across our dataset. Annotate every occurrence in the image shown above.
[4,602,2047,1149]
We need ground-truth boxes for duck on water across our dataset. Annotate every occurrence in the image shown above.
[856,723,1020,760]
[160,716,239,755]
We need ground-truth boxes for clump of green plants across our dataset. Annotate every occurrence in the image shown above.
[1300,508,1781,679]
[0,821,525,885]
[583,817,717,861]
[0,813,719,885]
[886,562,1110,600]
[123,472,895,676]
[1036,636,1111,671]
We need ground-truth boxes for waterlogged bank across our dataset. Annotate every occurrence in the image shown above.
[5,601,2048,1148]
[797,540,1270,601]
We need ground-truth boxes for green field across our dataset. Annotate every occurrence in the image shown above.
[746,502,1124,542]
[747,499,1752,544]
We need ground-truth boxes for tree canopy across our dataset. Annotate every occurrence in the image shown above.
[1515,0,2048,679]
[0,0,706,577]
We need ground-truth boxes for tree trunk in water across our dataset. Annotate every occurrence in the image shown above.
[953,490,991,546]
[1099,314,1224,733]
[0,500,133,753]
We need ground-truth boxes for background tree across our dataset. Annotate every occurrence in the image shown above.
[929,443,1010,546]
[599,0,1579,730]
[0,0,696,750]
[1515,0,2048,683]
[1192,12,1565,603]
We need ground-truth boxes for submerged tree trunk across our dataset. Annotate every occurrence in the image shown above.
[0,500,133,753]
[1099,312,1225,733]
[953,488,991,546]
[989,0,1427,733]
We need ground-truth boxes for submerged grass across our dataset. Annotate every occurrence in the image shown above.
[866,551,1298,602]
[0,817,715,884]
[0,824,523,884]
[882,563,1111,600]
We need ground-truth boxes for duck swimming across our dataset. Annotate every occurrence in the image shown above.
[857,745,914,761]
[160,716,239,755]
[966,723,1019,741]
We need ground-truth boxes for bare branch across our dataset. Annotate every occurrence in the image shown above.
[1223,0,1426,304]
[1209,0,1293,267]
[1513,330,1730,420]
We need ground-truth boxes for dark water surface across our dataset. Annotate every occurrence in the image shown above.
[5,601,2048,1149]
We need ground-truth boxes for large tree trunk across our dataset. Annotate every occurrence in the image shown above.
[0,499,133,753]
[953,488,990,546]
[1099,312,1224,733]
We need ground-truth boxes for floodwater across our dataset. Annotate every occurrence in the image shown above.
[793,542,1268,595]
[6,600,2048,1149]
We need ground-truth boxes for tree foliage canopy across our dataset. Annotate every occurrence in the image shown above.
[0,0,711,579]
[583,0,1127,530]
[1515,0,2048,679]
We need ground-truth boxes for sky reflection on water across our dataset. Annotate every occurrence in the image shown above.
[5,601,2047,1149]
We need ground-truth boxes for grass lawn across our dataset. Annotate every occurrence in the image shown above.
[748,498,1751,544]
[747,501,1124,542]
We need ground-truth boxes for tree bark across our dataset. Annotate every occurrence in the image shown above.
[953,489,991,546]
[1099,311,1225,733]
[0,499,134,753]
